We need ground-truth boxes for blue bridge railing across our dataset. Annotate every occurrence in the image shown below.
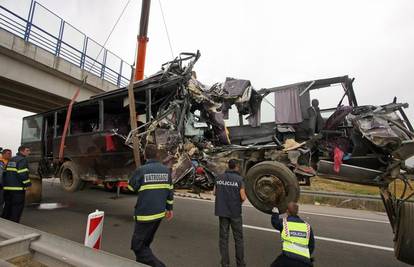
[0,0,131,87]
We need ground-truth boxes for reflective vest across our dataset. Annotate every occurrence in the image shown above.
[3,154,31,191]
[281,217,311,261]
[128,160,174,222]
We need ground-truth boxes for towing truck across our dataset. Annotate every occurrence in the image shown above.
[22,52,414,264]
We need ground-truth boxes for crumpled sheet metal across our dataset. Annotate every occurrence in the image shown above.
[202,150,240,176]
[351,111,410,149]
[171,152,193,183]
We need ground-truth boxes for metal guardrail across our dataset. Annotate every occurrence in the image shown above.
[0,218,146,267]
[0,0,131,87]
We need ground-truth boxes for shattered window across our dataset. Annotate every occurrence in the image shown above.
[22,115,43,143]
[103,97,131,134]
[407,157,414,168]
[261,94,275,123]
[224,107,241,127]
[70,103,100,135]
[309,84,348,118]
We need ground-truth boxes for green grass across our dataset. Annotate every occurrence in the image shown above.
[307,177,414,196]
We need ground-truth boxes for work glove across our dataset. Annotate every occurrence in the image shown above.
[272,207,279,214]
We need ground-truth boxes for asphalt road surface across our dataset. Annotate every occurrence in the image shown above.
[18,180,411,267]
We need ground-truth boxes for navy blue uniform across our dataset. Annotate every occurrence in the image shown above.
[128,159,173,267]
[215,170,246,267]
[1,153,31,223]
[271,212,315,267]
[0,159,6,214]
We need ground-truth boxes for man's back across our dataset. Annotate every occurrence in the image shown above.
[215,161,247,267]
[129,159,173,222]
[215,170,244,218]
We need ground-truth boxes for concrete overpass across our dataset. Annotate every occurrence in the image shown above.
[0,1,131,113]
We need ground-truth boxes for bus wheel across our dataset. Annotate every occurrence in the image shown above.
[394,201,414,265]
[245,161,299,214]
[60,161,84,192]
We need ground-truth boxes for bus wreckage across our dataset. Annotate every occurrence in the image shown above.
[22,52,414,264]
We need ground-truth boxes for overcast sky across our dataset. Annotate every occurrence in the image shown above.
[1,0,414,153]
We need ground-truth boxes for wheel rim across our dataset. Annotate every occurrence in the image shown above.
[62,169,74,188]
[253,175,286,205]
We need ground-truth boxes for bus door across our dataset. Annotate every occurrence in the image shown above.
[39,114,55,178]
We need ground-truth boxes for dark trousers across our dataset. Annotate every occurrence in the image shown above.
[219,216,246,267]
[271,254,312,267]
[131,219,166,267]
[0,187,4,215]
[1,190,25,223]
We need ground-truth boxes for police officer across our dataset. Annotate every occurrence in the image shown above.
[1,146,31,223]
[214,159,247,267]
[0,149,12,214]
[128,144,173,267]
[270,202,315,267]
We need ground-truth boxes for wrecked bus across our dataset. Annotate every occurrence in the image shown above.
[22,52,414,264]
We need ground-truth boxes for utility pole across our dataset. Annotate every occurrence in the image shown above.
[127,67,141,167]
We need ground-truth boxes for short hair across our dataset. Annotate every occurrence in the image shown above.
[18,145,30,153]
[145,144,158,159]
[2,149,11,154]
[228,159,238,170]
[287,202,299,216]
[311,99,319,107]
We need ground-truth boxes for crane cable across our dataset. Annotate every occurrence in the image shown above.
[158,0,174,59]
[86,0,133,76]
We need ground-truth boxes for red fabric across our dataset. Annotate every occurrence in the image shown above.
[118,181,129,187]
[105,134,116,152]
[334,147,344,173]
[88,216,103,235]
[196,167,205,175]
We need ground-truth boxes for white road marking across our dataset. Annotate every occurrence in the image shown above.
[175,196,389,224]
[299,211,389,224]
[243,224,394,252]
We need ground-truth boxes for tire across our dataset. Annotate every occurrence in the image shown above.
[245,161,299,214]
[394,201,414,265]
[59,161,84,192]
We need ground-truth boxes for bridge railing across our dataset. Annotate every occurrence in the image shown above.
[0,0,131,87]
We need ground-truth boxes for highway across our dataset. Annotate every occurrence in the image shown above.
[20,181,411,267]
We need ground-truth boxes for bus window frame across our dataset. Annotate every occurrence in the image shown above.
[21,114,44,143]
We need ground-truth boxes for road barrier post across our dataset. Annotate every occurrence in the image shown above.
[84,210,105,249]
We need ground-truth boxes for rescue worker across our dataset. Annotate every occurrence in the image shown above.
[270,202,315,267]
[1,146,31,223]
[0,149,12,166]
[0,149,12,214]
[214,159,247,267]
[128,144,173,267]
